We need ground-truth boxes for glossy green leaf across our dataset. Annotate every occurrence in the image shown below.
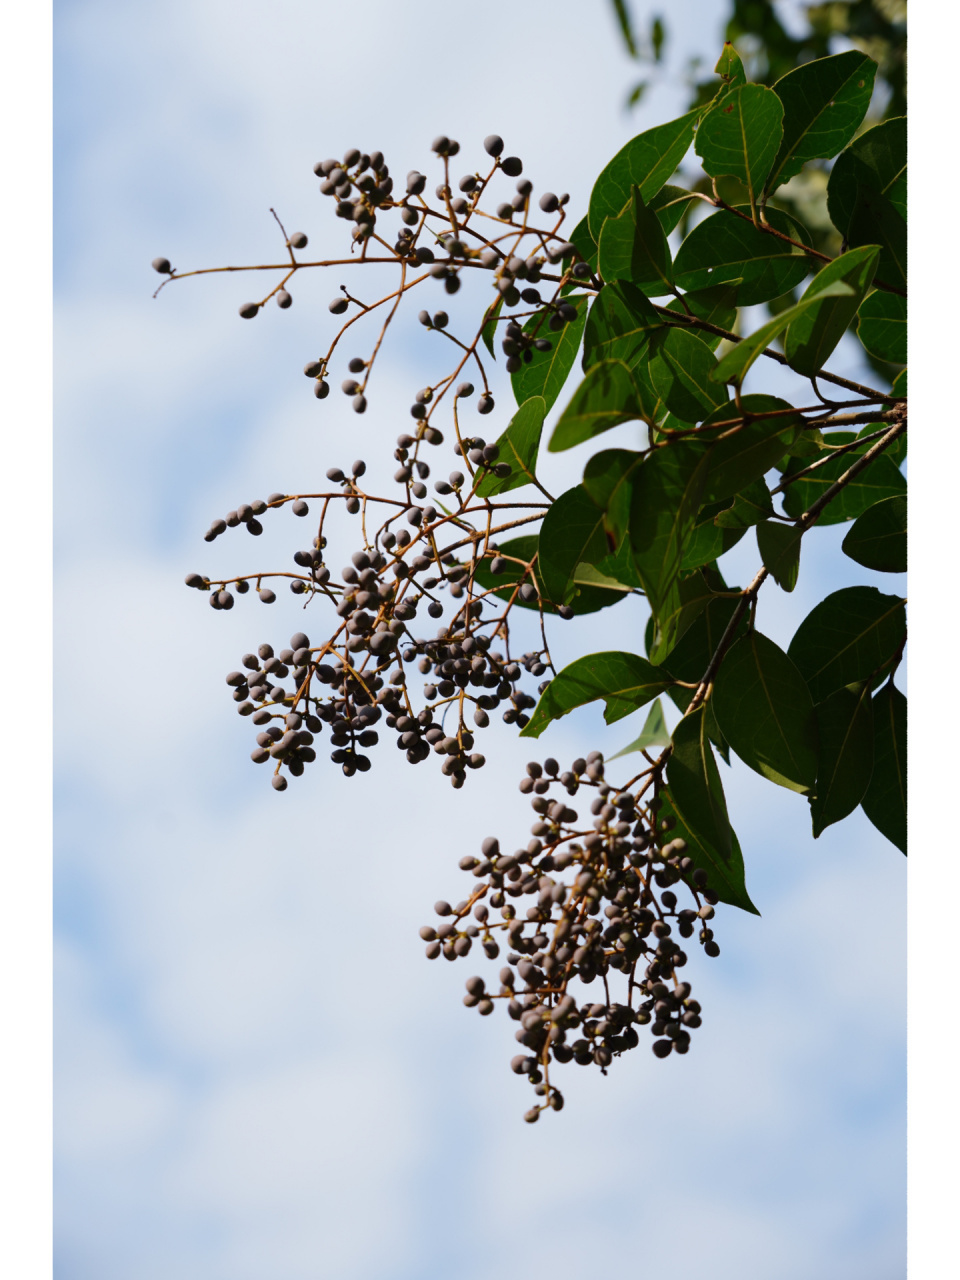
[598,186,674,295]
[520,651,670,738]
[765,51,878,194]
[588,109,700,239]
[657,789,758,915]
[582,281,662,377]
[788,586,906,703]
[666,283,739,350]
[480,295,503,361]
[609,698,672,759]
[475,396,546,497]
[629,446,711,616]
[473,534,623,617]
[549,360,646,453]
[713,281,853,386]
[648,326,726,420]
[510,298,588,412]
[810,685,874,838]
[713,477,774,529]
[667,706,732,859]
[695,84,784,210]
[784,245,880,376]
[756,518,802,592]
[781,441,905,524]
[861,680,907,853]
[674,205,812,306]
[699,395,803,502]
[857,288,906,365]
[841,495,906,573]
[713,631,818,793]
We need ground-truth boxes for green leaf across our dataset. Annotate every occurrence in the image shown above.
[713,281,853,386]
[609,698,672,759]
[714,42,746,92]
[648,326,727,420]
[810,685,874,838]
[787,586,906,703]
[680,511,746,570]
[784,245,880,376]
[861,680,907,853]
[667,706,732,859]
[510,297,588,412]
[674,205,812,306]
[657,788,758,915]
[537,485,613,606]
[549,360,646,452]
[629,446,711,616]
[764,51,878,195]
[827,117,906,287]
[588,109,700,239]
[582,280,662,373]
[611,0,638,59]
[475,396,546,498]
[473,534,622,617]
[827,116,907,230]
[598,186,674,295]
[658,591,747,680]
[650,183,698,236]
[891,368,906,398]
[857,288,906,365]
[781,440,905,524]
[582,447,644,544]
[699,395,803,502]
[520,651,670,738]
[480,295,503,361]
[695,84,784,211]
[756,518,802,592]
[648,568,733,666]
[713,631,818,794]
[713,477,774,529]
[841,494,906,573]
[666,283,739,350]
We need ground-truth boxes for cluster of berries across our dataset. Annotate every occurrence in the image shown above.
[421,753,722,1119]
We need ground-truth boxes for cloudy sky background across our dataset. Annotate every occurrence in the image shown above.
[53,2,907,1277]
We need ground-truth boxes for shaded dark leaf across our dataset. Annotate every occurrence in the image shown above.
[713,631,818,794]
[841,494,906,573]
[861,680,907,853]
[674,205,812,306]
[810,684,873,838]
[787,586,906,703]
[756,518,802,592]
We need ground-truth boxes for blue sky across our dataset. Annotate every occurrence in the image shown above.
[53,3,906,1277]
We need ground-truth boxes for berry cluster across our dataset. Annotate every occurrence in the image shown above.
[421,753,722,1120]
